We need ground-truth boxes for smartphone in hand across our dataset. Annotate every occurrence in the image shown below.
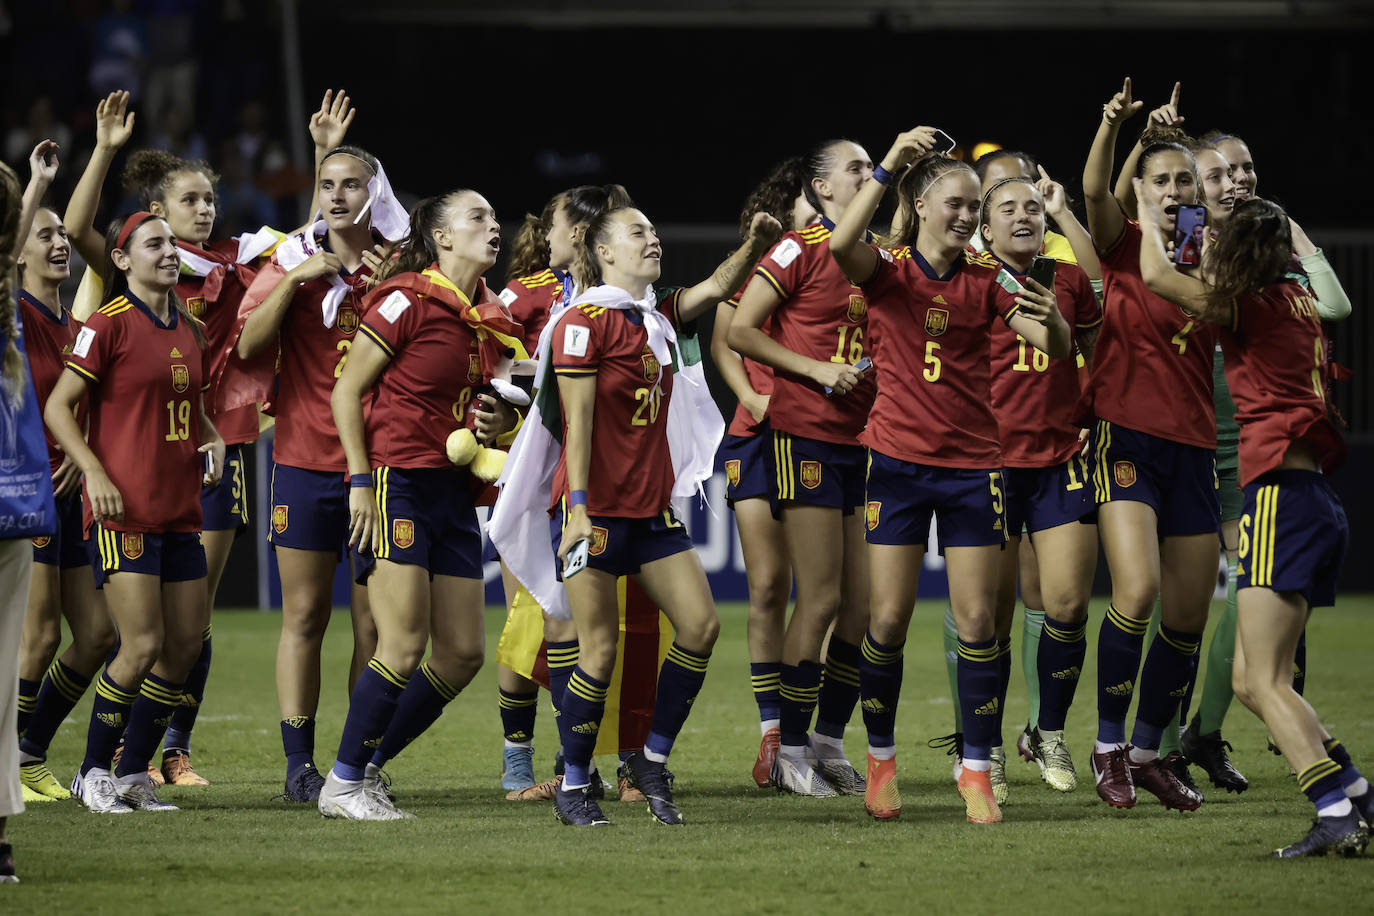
[1173,204,1207,267]
[824,356,874,396]
[1028,255,1057,291]
[564,538,590,578]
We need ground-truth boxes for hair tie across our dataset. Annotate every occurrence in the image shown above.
[116,211,156,250]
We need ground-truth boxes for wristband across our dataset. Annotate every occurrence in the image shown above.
[873,165,896,187]
[569,489,588,508]
[350,474,373,489]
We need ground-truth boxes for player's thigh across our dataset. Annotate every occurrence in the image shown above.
[276,546,339,626]
[562,567,621,680]
[1097,500,1162,617]
[993,536,1021,637]
[945,544,1002,641]
[1235,586,1308,693]
[367,558,433,668]
[637,546,719,653]
[1031,520,1097,623]
[780,502,845,610]
[867,543,924,643]
[735,497,791,611]
[429,574,485,670]
[1160,532,1219,631]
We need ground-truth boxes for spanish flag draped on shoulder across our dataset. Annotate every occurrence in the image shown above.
[488,283,722,754]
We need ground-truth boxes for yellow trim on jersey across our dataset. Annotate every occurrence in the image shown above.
[65,362,100,385]
[754,267,787,299]
[553,366,596,377]
[516,269,559,290]
[964,250,1001,269]
[1076,313,1105,331]
[98,296,134,317]
[359,323,395,357]
[798,225,832,245]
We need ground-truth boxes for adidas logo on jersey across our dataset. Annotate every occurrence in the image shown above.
[1051,666,1082,680]
[932,294,948,305]
[861,698,889,714]
[974,698,1000,716]
[1105,680,1135,697]
[170,347,183,358]
[571,722,600,736]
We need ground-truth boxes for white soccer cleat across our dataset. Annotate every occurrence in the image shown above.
[816,754,867,796]
[319,769,413,821]
[70,768,133,814]
[771,748,839,797]
[115,772,180,812]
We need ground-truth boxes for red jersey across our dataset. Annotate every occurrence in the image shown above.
[549,290,683,518]
[752,222,875,444]
[860,247,1022,468]
[500,268,567,355]
[18,290,84,473]
[1082,219,1217,449]
[990,259,1103,467]
[358,271,503,469]
[241,255,374,472]
[177,239,259,446]
[724,286,775,439]
[65,293,206,532]
[1219,281,1345,486]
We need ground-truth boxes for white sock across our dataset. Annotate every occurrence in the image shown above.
[869,744,896,761]
[780,742,807,760]
[963,758,991,772]
[810,732,843,759]
[642,747,668,764]
[364,762,381,778]
[1345,777,1370,797]
[1318,797,1354,818]
[19,751,40,765]
[114,770,147,786]
[1128,746,1158,764]
[503,739,532,750]
[760,718,780,735]
[1094,740,1125,755]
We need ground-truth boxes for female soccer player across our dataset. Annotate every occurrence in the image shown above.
[320,188,520,820]
[1077,78,1217,812]
[46,211,225,813]
[1135,190,1371,858]
[980,174,1102,799]
[829,131,1069,824]
[235,141,401,803]
[13,146,116,802]
[494,183,632,793]
[1,153,65,882]
[728,139,878,797]
[713,158,814,786]
[540,206,729,827]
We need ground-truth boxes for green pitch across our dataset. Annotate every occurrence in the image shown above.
[9,597,1372,912]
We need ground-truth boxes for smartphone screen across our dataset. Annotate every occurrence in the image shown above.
[931,130,956,154]
[1173,204,1207,267]
[1028,256,1056,291]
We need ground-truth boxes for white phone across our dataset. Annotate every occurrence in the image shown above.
[563,538,590,578]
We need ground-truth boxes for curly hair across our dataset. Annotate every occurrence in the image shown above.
[738,157,805,238]
[0,163,26,403]
[1203,197,1293,317]
[122,148,220,208]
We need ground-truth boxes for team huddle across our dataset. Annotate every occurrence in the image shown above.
[4,77,1370,860]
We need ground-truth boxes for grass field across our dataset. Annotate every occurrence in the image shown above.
[7,596,1372,913]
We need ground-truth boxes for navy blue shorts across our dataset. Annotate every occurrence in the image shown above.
[268,464,350,555]
[1004,456,1095,536]
[722,427,772,504]
[32,492,89,569]
[353,467,483,583]
[1089,420,1219,538]
[549,505,693,579]
[89,525,207,589]
[865,450,1007,550]
[202,443,250,532]
[1237,470,1347,608]
[771,430,864,516]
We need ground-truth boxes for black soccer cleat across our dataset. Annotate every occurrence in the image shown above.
[279,762,327,803]
[1271,811,1369,859]
[553,783,612,827]
[623,751,684,825]
[1166,751,1205,804]
[0,841,16,884]
[1180,716,1248,793]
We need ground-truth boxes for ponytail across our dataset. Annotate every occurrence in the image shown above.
[573,208,625,291]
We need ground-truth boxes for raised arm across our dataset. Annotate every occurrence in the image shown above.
[1288,215,1352,321]
[831,126,937,283]
[294,89,355,234]
[1037,165,1102,284]
[13,141,59,258]
[65,91,135,265]
[710,301,768,424]
[1113,82,1183,219]
[1133,178,1218,321]
[674,212,782,324]
[1083,78,1142,253]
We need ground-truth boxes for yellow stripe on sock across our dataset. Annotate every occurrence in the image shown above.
[1106,603,1149,636]
[419,663,459,702]
[366,658,408,689]
[567,673,608,703]
[957,642,1000,662]
[96,675,137,705]
[666,645,710,673]
[1296,758,1341,792]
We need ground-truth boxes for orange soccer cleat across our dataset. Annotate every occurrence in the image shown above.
[957,765,1003,824]
[864,753,901,820]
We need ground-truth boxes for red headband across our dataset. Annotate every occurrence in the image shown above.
[115,211,157,251]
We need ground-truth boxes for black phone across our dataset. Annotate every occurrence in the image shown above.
[1173,204,1207,267]
[931,129,957,154]
[1028,256,1057,291]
